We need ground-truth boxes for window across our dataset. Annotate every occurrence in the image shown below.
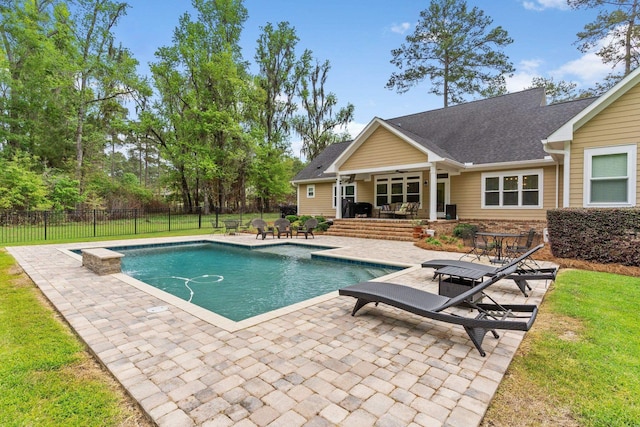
[332,183,356,208]
[375,174,422,206]
[306,184,315,198]
[584,145,637,207]
[482,170,543,208]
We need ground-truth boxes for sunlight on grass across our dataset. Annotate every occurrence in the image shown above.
[485,269,640,426]
[0,250,142,426]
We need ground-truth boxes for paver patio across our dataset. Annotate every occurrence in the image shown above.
[7,234,553,426]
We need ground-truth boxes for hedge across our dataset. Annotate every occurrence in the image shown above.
[547,208,640,266]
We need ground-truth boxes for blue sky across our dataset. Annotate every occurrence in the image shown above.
[114,0,617,155]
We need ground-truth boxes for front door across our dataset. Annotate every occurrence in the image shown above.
[436,179,449,218]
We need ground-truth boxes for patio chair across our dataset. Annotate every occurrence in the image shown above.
[339,265,538,357]
[223,219,240,235]
[504,229,540,266]
[295,218,318,239]
[251,218,274,240]
[421,244,555,296]
[459,229,492,261]
[274,218,292,239]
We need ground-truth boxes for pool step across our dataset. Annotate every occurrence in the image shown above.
[325,219,420,241]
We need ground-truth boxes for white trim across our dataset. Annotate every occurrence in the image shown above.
[481,169,544,209]
[462,157,555,171]
[547,67,640,144]
[583,144,637,207]
[374,172,423,207]
[306,184,315,198]
[337,162,434,176]
[332,182,357,209]
[436,176,450,218]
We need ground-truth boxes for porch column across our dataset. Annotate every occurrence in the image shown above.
[335,176,342,219]
[429,166,437,221]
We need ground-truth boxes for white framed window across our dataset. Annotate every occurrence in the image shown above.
[584,145,637,207]
[482,169,543,208]
[333,183,356,208]
[306,184,315,198]
[374,173,422,206]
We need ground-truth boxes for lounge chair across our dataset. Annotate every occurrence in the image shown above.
[295,218,318,239]
[274,218,292,238]
[251,218,274,240]
[339,265,538,357]
[421,244,556,297]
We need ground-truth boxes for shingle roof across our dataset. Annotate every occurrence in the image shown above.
[386,88,595,164]
[293,140,352,181]
[293,89,596,181]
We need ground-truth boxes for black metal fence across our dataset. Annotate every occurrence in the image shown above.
[0,208,232,244]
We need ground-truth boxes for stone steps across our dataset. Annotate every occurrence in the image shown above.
[325,218,421,241]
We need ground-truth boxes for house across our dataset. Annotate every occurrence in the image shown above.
[292,67,640,226]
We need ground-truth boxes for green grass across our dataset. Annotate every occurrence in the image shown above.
[0,250,142,426]
[493,269,640,426]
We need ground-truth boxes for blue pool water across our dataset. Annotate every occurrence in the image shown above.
[118,242,399,321]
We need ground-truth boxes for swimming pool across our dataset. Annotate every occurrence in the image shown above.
[117,242,400,321]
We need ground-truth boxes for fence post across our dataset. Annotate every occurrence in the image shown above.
[134,209,138,234]
[93,210,97,237]
[44,211,48,241]
[168,208,171,231]
[198,207,202,229]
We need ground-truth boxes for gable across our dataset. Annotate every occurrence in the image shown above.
[340,127,428,171]
[574,82,640,146]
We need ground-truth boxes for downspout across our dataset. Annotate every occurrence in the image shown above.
[542,139,570,208]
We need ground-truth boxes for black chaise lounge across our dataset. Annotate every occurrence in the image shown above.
[421,244,556,297]
[339,266,538,357]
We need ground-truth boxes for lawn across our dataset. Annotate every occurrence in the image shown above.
[0,249,151,426]
[483,269,640,426]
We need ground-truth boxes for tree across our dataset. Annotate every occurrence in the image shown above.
[387,0,514,107]
[527,76,579,103]
[0,0,78,167]
[148,0,254,213]
[252,22,310,210]
[0,152,49,210]
[70,0,150,183]
[569,0,640,76]
[292,59,354,161]
[255,21,309,151]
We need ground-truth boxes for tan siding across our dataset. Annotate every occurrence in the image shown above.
[356,181,374,204]
[569,84,640,206]
[297,182,335,217]
[341,127,427,171]
[451,166,557,220]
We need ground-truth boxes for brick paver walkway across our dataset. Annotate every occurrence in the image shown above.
[7,234,553,426]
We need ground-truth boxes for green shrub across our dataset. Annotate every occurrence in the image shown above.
[285,215,298,223]
[315,216,329,231]
[452,223,478,237]
[424,236,442,246]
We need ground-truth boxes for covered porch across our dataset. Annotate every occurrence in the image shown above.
[332,166,460,221]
